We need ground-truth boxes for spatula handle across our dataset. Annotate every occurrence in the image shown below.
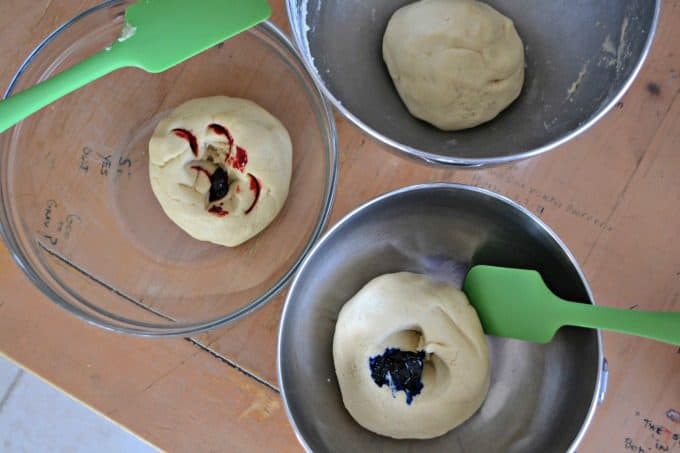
[561,302,680,345]
[0,48,125,134]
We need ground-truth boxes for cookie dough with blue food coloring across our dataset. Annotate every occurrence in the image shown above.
[332,272,490,439]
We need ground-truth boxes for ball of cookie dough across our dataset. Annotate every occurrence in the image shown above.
[383,0,525,130]
[149,96,292,247]
[333,272,490,439]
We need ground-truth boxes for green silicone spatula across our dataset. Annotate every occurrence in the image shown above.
[0,0,271,134]
[463,265,680,345]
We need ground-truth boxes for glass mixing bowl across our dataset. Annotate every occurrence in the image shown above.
[0,1,337,336]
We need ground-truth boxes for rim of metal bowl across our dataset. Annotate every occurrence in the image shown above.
[277,183,603,452]
[0,1,339,337]
[286,1,661,167]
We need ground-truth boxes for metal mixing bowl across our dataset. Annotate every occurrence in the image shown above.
[278,184,605,452]
[287,0,660,166]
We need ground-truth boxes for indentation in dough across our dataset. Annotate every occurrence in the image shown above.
[153,147,184,168]
[422,352,452,391]
[333,272,490,439]
[148,96,292,247]
[377,327,423,351]
[433,305,480,355]
[173,125,254,217]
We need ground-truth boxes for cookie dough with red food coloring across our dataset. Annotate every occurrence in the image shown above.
[149,96,292,247]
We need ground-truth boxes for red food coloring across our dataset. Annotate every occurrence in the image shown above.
[206,123,247,171]
[245,173,261,214]
[208,205,229,217]
[172,128,198,156]
[190,165,211,178]
[229,146,248,172]
[208,123,234,151]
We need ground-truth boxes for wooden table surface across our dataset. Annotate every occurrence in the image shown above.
[1,1,678,452]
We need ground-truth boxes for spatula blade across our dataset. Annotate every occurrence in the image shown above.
[463,265,562,343]
[115,0,271,72]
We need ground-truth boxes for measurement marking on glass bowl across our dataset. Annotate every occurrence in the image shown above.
[43,199,58,228]
[41,200,81,246]
[79,146,93,173]
[78,146,133,177]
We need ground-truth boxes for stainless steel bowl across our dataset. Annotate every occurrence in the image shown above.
[287,0,660,166]
[278,184,604,452]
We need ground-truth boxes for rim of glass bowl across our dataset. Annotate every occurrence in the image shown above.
[0,1,339,337]
[285,0,661,167]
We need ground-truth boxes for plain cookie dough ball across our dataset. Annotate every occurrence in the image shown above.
[333,272,490,439]
[149,96,292,247]
[383,0,525,130]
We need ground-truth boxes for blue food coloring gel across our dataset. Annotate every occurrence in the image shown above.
[368,348,425,405]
